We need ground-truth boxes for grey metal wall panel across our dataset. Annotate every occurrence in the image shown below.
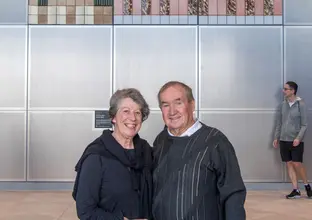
[28,112,102,181]
[29,26,112,109]
[114,27,197,109]
[200,112,284,182]
[0,112,26,180]
[200,27,283,109]
[303,111,312,182]
[138,111,165,146]
[0,27,26,108]
[285,27,312,109]
[284,0,312,25]
[0,0,27,24]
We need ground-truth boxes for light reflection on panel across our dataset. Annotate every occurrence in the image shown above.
[0,27,26,108]
[0,0,27,24]
[139,111,165,146]
[303,112,312,182]
[284,0,312,24]
[114,27,197,109]
[29,27,112,109]
[200,111,284,182]
[0,112,25,180]
[28,112,102,181]
[200,27,282,109]
[285,27,312,109]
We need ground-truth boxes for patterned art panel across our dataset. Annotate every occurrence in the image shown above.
[114,0,283,24]
[28,0,113,24]
[27,0,283,25]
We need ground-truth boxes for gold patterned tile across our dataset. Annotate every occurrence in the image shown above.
[103,15,112,24]
[76,0,85,5]
[66,15,76,24]
[246,0,255,16]
[104,6,112,15]
[66,6,76,14]
[188,0,198,15]
[85,0,94,6]
[66,0,75,5]
[38,15,48,24]
[94,6,104,14]
[57,0,66,6]
[159,0,170,15]
[141,0,151,15]
[199,0,209,16]
[38,6,48,15]
[29,0,38,6]
[227,0,236,16]
[264,0,273,15]
[48,0,57,5]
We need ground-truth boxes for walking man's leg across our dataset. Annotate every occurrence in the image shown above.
[280,141,301,199]
[292,142,312,198]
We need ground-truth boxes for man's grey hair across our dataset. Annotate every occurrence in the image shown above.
[157,81,195,107]
[109,88,150,122]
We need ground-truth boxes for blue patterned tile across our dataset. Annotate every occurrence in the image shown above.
[274,16,283,24]
[114,15,123,24]
[218,16,226,24]
[227,16,236,24]
[151,16,160,24]
[188,16,197,24]
[123,15,133,24]
[246,16,255,24]
[264,16,273,24]
[255,16,264,24]
[133,15,141,24]
[209,16,218,24]
[161,16,170,24]
[236,16,245,24]
[170,16,179,24]
[142,16,151,24]
[199,16,208,25]
[179,16,188,24]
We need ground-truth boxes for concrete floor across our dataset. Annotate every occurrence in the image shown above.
[0,190,311,220]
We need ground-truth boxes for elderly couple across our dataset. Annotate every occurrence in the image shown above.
[72,81,247,220]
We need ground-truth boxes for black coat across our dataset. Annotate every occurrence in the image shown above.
[73,130,153,220]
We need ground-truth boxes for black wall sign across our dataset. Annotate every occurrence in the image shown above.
[94,110,112,128]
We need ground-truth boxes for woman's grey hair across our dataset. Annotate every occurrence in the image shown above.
[109,88,150,122]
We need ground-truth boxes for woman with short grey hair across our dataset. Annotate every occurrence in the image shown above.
[109,88,150,124]
[73,88,153,220]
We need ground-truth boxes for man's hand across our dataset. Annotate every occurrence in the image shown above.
[293,139,300,147]
[273,139,279,148]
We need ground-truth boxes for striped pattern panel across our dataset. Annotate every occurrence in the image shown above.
[113,0,282,15]
[113,0,283,24]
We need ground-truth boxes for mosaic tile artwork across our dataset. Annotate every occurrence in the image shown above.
[27,0,283,25]
[114,0,283,24]
[28,0,113,24]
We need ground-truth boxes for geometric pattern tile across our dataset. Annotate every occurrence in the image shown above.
[114,0,283,25]
[27,0,283,25]
[28,0,113,24]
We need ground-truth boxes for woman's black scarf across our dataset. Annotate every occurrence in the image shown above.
[73,129,153,219]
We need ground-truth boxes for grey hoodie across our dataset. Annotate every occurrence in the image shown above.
[274,97,308,142]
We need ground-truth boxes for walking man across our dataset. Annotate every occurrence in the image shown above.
[273,81,312,199]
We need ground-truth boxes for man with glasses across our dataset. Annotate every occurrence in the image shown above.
[273,81,311,199]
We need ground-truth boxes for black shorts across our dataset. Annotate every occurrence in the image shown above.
[279,141,304,162]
